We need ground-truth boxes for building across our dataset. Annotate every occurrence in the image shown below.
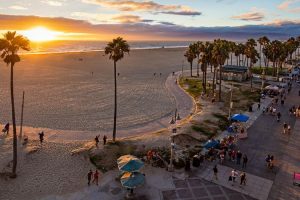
[222,65,249,82]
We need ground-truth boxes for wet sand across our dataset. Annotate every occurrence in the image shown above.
[0,48,188,137]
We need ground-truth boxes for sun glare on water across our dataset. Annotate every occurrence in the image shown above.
[22,27,61,42]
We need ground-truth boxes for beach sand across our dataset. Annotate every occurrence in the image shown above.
[0,48,186,137]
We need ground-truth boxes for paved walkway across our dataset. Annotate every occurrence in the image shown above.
[197,164,273,200]
[222,82,300,199]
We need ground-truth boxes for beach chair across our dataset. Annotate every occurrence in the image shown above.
[293,172,300,186]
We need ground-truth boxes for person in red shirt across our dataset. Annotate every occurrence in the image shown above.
[92,170,99,185]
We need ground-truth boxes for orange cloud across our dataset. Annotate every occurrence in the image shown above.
[232,11,265,21]
[112,15,142,23]
[278,0,300,13]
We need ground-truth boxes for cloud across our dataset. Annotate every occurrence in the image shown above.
[41,0,65,6]
[9,5,28,10]
[158,21,176,26]
[0,14,299,41]
[232,11,265,21]
[278,0,300,13]
[112,15,143,23]
[161,11,201,16]
[81,0,201,16]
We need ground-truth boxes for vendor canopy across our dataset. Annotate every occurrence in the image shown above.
[117,155,144,172]
[231,114,249,122]
[265,85,279,91]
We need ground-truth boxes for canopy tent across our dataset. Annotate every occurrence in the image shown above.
[120,172,145,189]
[265,85,279,91]
[231,114,249,122]
[204,139,219,149]
[117,155,144,172]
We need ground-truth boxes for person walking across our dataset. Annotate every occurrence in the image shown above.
[283,122,288,134]
[257,103,260,110]
[231,169,238,186]
[2,123,10,134]
[94,135,99,148]
[213,165,218,181]
[87,170,93,186]
[277,112,281,122]
[236,151,242,165]
[103,135,107,145]
[38,131,44,144]
[92,170,99,185]
[240,172,246,186]
[242,154,248,168]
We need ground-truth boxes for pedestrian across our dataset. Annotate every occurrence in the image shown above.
[94,135,99,147]
[103,135,107,145]
[242,154,248,168]
[265,154,271,168]
[281,99,284,105]
[2,123,9,135]
[240,172,246,186]
[257,103,260,110]
[38,131,44,144]
[92,170,99,185]
[231,150,236,162]
[231,169,238,186]
[87,170,93,186]
[220,153,225,165]
[283,122,288,134]
[236,150,242,165]
[213,165,218,181]
[277,112,281,122]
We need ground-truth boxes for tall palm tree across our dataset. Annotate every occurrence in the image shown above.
[195,42,202,77]
[184,45,197,77]
[104,37,130,142]
[212,39,229,101]
[0,31,30,177]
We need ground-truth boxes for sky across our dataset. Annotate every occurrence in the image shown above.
[0,0,300,40]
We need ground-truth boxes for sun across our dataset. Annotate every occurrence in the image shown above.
[22,27,60,41]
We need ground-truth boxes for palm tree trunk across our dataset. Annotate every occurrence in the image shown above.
[230,54,233,65]
[250,63,253,91]
[259,44,262,68]
[219,65,222,101]
[190,62,193,77]
[197,56,200,77]
[10,62,17,178]
[112,61,117,142]
[212,67,216,95]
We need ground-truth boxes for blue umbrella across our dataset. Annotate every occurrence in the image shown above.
[117,155,144,172]
[120,172,145,189]
[231,114,249,122]
[204,139,219,149]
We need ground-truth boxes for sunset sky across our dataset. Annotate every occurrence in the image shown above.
[0,0,300,40]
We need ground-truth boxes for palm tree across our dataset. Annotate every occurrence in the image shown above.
[195,42,202,77]
[184,46,197,77]
[212,39,229,101]
[0,31,30,177]
[104,37,130,142]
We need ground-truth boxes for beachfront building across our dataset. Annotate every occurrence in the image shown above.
[221,65,249,82]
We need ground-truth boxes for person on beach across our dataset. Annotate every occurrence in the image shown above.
[242,154,248,168]
[213,165,218,181]
[103,135,107,145]
[87,170,93,186]
[92,170,99,185]
[94,135,100,147]
[240,172,246,186]
[38,131,44,144]
[2,123,10,135]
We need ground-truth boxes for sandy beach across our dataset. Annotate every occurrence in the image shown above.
[0,48,188,137]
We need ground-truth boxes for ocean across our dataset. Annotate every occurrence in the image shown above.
[25,40,192,54]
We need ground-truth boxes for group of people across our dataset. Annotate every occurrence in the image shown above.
[87,169,99,186]
[94,135,107,147]
[212,165,247,187]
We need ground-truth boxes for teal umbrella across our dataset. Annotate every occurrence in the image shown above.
[117,155,144,172]
[120,172,145,189]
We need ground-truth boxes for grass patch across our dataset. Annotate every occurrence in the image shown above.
[191,124,216,138]
[179,77,203,98]
[212,113,230,131]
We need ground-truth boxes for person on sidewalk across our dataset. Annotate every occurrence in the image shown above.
[87,170,93,186]
[213,165,218,181]
[242,154,248,168]
[231,169,238,186]
[92,170,99,185]
[240,172,246,186]
[283,122,288,134]
[277,112,281,122]
[236,151,242,165]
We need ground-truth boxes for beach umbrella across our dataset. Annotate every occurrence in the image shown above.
[120,171,145,189]
[231,114,249,122]
[204,139,219,149]
[117,155,144,172]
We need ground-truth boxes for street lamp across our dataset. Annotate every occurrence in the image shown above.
[169,109,180,172]
[261,67,266,92]
[228,82,233,119]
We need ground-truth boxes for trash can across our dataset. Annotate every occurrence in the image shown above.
[192,155,200,167]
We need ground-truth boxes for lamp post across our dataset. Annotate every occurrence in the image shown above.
[261,67,266,92]
[169,109,180,172]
